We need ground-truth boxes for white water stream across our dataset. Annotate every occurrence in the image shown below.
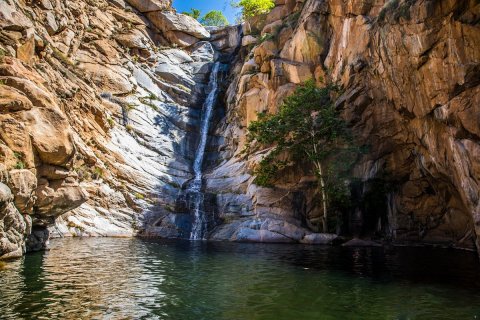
[189,62,221,240]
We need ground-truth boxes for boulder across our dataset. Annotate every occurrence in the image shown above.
[125,0,170,13]
[155,63,194,87]
[146,11,210,39]
[26,108,75,166]
[300,233,338,245]
[0,85,33,113]
[8,169,37,214]
[233,227,295,243]
[0,1,33,30]
[35,180,88,219]
[164,31,200,47]
[242,35,258,47]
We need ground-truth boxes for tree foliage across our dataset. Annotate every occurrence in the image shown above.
[182,8,201,19]
[233,0,275,19]
[200,10,229,26]
[246,80,358,232]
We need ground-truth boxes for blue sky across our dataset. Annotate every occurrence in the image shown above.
[172,0,240,24]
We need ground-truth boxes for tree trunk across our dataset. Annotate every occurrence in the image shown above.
[315,161,328,233]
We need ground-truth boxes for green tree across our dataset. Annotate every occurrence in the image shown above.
[233,0,275,19]
[246,80,357,233]
[200,10,229,26]
[182,8,201,20]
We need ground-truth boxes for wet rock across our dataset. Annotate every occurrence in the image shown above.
[301,233,338,245]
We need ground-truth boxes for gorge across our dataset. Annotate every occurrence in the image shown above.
[0,0,478,277]
[0,0,479,317]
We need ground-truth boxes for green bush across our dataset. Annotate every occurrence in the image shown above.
[234,0,275,19]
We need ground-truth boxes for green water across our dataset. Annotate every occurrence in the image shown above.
[1,238,479,319]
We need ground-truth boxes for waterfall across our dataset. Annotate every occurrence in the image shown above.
[189,62,221,240]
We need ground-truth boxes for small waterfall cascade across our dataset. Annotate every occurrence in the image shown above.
[189,62,221,240]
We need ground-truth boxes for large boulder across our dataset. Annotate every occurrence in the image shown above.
[146,11,210,39]
[26,108,75,166]
[125,0,171,13]
[35,179,88,221]
[8,169,37,214]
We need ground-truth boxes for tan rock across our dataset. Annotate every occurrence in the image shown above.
[35,180,88,218]
[25,108,75,166]
[16,36,35,65]
[8,169,37,214]
[78,63,133,94]
[0,85,33,113]
[125,0,171,12]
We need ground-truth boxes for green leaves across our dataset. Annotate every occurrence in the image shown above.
[233,0,275,19]
[200,10,229,26]
[246,79,357,201]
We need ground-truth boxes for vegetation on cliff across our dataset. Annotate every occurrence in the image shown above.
[246,80,357,232]
[233,0,275,19]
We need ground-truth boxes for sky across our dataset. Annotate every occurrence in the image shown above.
[172,0,241,24]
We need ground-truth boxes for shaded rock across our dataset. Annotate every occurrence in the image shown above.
[301,233,338,245]
[342,239,382,247]
[233,227,295,243]
[35,180,88,220]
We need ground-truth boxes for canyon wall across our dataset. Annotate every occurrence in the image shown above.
[0,0,478,259]
[208,0,480,250]
[0,0,241,258]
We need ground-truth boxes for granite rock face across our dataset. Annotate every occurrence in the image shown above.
[0,0,242,257]
[0,0,478,257]
[207,0,480,251]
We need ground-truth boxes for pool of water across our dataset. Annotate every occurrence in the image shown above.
[1,238,479,319]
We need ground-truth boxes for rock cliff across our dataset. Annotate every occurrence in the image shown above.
[0,0,478,259]
[209,0,480,250]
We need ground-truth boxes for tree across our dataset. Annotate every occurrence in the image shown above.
[182,8,201,20]
[233,0,275,19]
[246,80,357,233]
[200,10,229,26]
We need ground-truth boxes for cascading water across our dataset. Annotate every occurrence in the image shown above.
[189,62,221,240]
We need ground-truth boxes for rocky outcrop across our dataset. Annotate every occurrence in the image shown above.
[0,0,478,257]
[0,0,241,258]
[206,0,480,251]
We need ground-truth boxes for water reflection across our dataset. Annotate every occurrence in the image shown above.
[0,238,479,319]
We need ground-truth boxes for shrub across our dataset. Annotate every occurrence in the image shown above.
[234,0,275,19]
[183,8,201,19]
[134,192,145,200]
